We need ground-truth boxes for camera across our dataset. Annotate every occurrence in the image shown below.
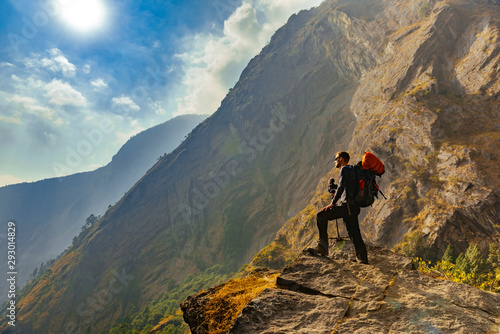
[328,178,338,195]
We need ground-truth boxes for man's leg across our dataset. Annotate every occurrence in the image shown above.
[316,206,347,255]
[344,206,368,263]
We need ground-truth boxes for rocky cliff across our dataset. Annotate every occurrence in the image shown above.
[182,240,500,333]
[2,0,499,332]
[251,0,500,271]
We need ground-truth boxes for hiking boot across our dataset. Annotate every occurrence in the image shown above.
[305,239,328,256]
[350,255,368,264]
[305,245,328,256]
[315,244,329,256]
[313,239,328,256]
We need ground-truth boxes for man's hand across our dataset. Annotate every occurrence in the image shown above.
[321,204,334,212]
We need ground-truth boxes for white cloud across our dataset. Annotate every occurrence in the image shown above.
[225,3,264,46]
[9,95,58,122]
[174,3,265,116]
[10,95,48,112]
[11,74,44,89]
[112,96,140,112]
[173,0,323,116]
[83,64,91,73]
[0,115,22,125]
[25,48,77,77]
[0,62,15,68]
[91,78,108,90]
[45,79,87,106]
[149,101,167,115]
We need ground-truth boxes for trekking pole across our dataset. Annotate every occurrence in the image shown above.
[373,182,387,200]
[336,219,340,241]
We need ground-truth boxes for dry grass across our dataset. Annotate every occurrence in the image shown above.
[201,273,279,334]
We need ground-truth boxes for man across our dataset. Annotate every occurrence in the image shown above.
[312,151,368,264]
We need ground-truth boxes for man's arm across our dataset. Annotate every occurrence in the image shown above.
[331,166,347,206]
[320,193,335,211]
[320,167,346,211]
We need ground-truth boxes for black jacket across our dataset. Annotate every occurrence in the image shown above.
[331,165,357,206]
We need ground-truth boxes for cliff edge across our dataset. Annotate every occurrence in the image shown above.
[182,240,500,333]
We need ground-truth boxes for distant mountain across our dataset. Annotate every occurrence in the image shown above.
[3,0,499,332]
[0,114,206,297]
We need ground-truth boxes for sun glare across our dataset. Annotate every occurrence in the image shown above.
[60,0,106,32]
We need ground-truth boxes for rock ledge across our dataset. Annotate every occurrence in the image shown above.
[183,241,500,334]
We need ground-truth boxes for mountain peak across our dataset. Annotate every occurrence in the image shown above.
[182,241,500,333]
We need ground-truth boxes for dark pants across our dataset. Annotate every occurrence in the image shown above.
[316,203,368,262]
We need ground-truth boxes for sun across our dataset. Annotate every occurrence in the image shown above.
[60,0,106,32]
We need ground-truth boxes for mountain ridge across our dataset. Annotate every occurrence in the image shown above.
[0,114,206,300]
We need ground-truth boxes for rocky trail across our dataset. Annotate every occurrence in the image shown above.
[183,241,500,333]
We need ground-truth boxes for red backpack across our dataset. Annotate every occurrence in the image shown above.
[362,152,385,176]
[352,152,386,207]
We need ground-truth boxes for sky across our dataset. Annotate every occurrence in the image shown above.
[0,0,323,187]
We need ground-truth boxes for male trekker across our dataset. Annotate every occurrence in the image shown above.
[312,151,368,264]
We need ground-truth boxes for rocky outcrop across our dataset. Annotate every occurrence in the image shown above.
[183,241,500,333]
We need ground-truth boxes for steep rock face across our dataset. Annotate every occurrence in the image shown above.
[182,241,500,333]
[251,0,500,270]
[0,114,205,301]
[349,0,500,253]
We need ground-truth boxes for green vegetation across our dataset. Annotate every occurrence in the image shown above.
[418,1,432,19]
[416,242,500,292]
[251,234,294,269]
[29,258,58,281]
[441,244,455,263]
[108,264,233,334]
[398,236,500,293]
[72,214,101,248]
[395,230,433,260]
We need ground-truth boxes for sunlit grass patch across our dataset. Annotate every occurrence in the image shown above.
[201,273,279,334]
